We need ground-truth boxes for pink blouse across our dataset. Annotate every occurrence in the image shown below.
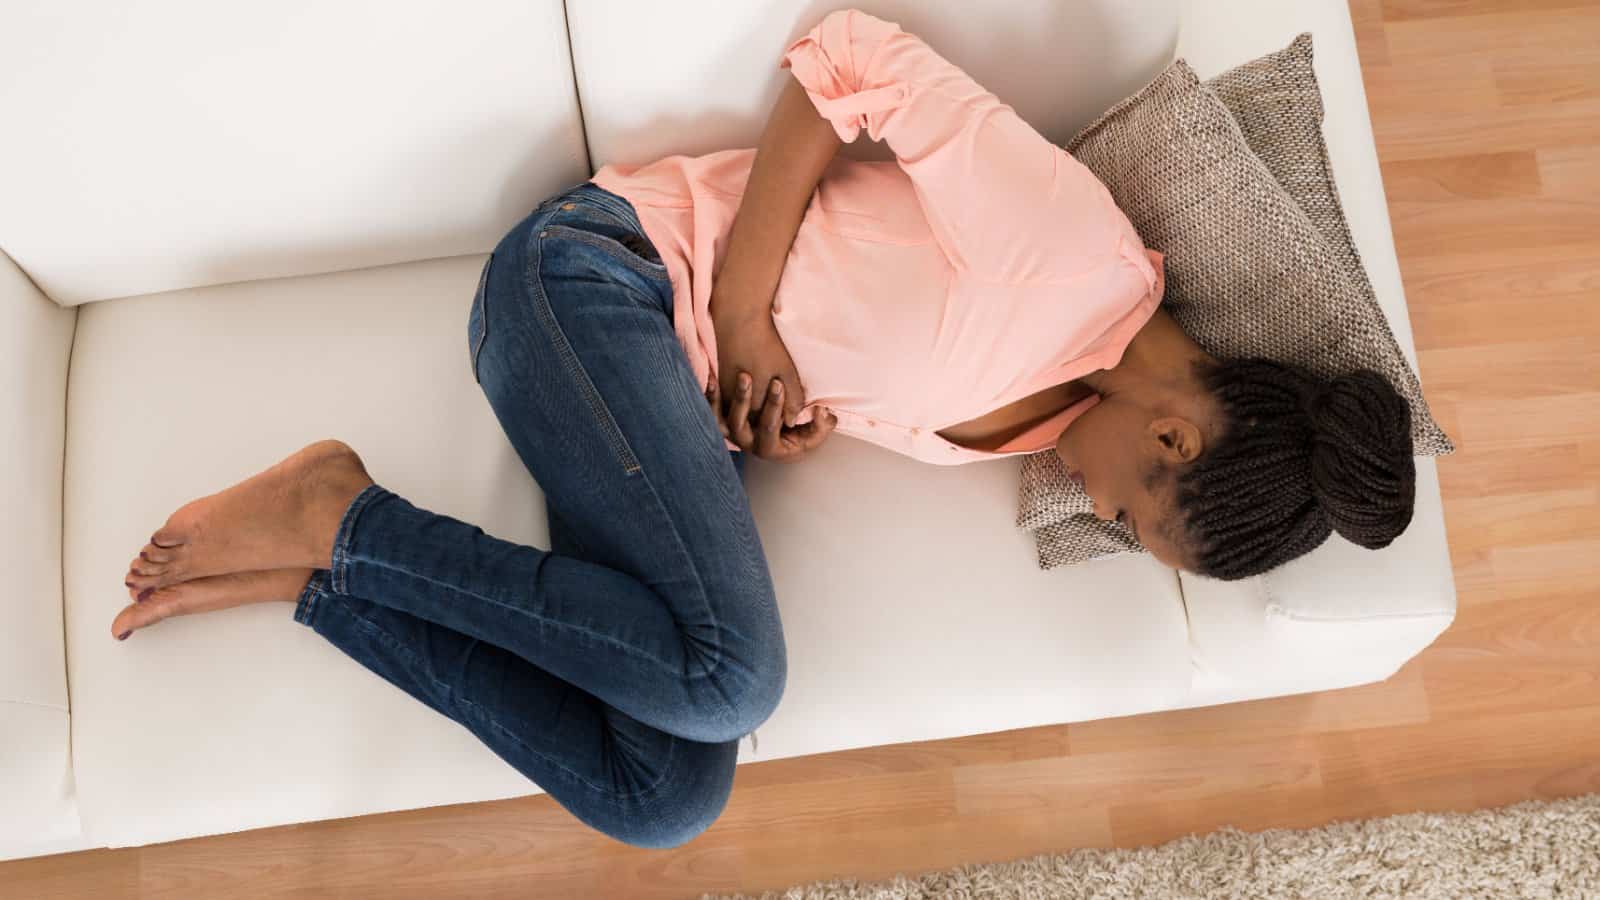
[588,7,1165,466]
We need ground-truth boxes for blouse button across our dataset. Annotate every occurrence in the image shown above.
[910,427,921,435]
[865,419,876,427]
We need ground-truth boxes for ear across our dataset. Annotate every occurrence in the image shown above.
[1148,417,1204,464]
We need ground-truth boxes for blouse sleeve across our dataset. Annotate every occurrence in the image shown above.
[780,8,1136,284]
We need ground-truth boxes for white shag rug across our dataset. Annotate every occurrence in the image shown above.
[708,793,1600,900]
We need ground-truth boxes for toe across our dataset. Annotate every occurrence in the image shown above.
[140,544,176,565]
[111,583,191,639]
[150,526,187,549]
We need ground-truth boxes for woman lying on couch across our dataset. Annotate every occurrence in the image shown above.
[112,9,1413,848]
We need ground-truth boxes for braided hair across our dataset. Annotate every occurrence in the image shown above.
[1174,358,1416,581]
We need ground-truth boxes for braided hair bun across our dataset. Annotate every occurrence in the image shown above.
[1174,358,1417,581]
[1306,370,1415,550]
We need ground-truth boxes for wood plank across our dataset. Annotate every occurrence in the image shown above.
[1381,151,1542,202]
[1381,0,1597,21]
[1383,8,1600,58]
[1067,667,1431,755]
[1419,337,1600,399]
[1495,50,1600,106]
[1348,0,1392,68]
[952,739,1323,817]
[1371,98,1600,162]
[1455,394,1600,451]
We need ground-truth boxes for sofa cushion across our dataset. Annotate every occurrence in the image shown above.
[0,0,590,305]
[1019,42,1451,567]
[0,252,80,852]
[62,253,1191,849]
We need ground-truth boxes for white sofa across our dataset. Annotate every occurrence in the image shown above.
[1,0,1455,860]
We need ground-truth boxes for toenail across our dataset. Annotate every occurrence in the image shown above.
[137,588,153,603]
[117,630,131,641]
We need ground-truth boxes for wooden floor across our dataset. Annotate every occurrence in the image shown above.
[10,2,1600,897]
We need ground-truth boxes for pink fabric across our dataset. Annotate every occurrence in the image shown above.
[589,8,1165,466]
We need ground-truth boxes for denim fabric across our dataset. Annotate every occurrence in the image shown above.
[291,181,782,848]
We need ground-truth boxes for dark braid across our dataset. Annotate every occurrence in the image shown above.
[1175,358,1416,581]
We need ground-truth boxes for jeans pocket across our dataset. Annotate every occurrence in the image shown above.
[468,252,494,384]
[543,209,670,281]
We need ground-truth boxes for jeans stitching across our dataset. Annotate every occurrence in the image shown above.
[541,223,669,280]
[469,254,494,384]
[293,571,327,626]
[331,483,387,596]
[525,232,644,476]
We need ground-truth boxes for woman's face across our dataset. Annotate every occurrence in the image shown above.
[1054,393,1195,571]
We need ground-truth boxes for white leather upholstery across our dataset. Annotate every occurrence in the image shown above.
[62,258,549,847]
[60,254,1189,849]
[0,0,591,306]
[1174,0,1457,676]
[568,0,1180,169]
[3,0,1458,861]
[0,252,81,851]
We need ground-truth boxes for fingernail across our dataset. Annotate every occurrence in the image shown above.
[139,551,149,561]
[137,588,153,603]
[124,581,134,588]
[117,630,131,641]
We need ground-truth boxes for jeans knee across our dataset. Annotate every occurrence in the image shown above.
[605,741,735,849]
[704,640,786,745]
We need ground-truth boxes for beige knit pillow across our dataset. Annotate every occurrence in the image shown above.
[1019,34,1453,570]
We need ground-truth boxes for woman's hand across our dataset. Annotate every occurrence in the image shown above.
[709,295,836,462]
[711,298,806,425]
[705,370,837,463]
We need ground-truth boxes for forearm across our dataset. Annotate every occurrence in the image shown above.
[712,78,843,320]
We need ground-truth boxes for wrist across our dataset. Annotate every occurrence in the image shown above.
[710,284,775,328]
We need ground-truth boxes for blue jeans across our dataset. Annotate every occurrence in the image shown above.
[290,181,783,848]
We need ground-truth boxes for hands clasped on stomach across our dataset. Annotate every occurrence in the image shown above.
[706,306,837,464]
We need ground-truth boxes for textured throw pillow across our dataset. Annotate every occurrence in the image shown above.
[1018,33,1454,570]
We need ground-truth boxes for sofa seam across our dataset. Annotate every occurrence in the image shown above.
[1,698,71,713]
[1263,605,1457,624]
[59,301,80,738]
[558,0,595,175]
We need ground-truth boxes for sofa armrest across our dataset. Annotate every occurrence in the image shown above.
[1182,459,1455,690]
[0,249,81,850]
[1173,0,1457,690]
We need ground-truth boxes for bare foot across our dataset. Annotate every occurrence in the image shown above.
[124,440,373,594]
[111,568,315,641]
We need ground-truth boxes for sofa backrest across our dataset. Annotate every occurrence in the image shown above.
[0,0,591,307]
[567,0,1180,170]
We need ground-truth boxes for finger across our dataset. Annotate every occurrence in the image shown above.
[728,371,756,449]
[705,378,731,439]
[799,407,839,452]
[757,380,786,457]
[760,379,785,434]
[783,373,804,428]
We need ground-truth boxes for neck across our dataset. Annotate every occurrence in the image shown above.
[1080,308,1214,397]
